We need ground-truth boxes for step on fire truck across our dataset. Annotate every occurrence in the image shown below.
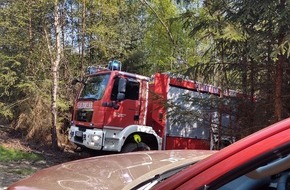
[69,60,242,152]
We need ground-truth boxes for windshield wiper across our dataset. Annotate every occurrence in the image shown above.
[132,164,191,190]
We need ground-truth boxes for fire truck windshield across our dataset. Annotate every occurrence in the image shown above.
[79,74,110,100]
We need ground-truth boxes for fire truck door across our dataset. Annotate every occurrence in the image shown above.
[105,78,141,128]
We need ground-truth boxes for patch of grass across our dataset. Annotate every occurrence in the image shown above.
[0,145,43,162]
[11,168,37,175]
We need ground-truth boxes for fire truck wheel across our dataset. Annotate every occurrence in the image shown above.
[121,142,150,153]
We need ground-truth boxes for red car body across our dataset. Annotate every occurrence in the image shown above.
[153,117,290,189]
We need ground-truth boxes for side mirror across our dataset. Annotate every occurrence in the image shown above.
[117,92,125,101]
[117,78,126,101]
[118,78,126,93]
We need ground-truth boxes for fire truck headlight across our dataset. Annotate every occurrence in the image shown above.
[91,135,101,142]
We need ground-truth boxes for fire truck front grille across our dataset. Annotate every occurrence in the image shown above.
[73,126,92,143]
[75,109,93,122]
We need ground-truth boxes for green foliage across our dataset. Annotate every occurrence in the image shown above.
[10,168,36,176]
[0,145,43,162]
[181,0,290,127]
[81,0,146,66]
[141,0,200,74]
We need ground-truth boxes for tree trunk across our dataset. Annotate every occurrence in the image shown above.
[28,0,33,74]
[249,58,255,132]
[50,0,61,150]
[274,0,286,122]
[274,54,284,121]
[80,0,86,79]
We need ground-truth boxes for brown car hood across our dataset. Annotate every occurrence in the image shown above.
[8,150,215,190]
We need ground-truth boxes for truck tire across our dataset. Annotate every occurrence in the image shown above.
[121,142,150,153]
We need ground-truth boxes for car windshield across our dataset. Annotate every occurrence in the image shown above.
[79,74,110,100]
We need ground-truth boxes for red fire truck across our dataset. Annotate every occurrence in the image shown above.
[69,60,242,152]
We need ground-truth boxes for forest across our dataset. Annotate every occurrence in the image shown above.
[0,0,289,150]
